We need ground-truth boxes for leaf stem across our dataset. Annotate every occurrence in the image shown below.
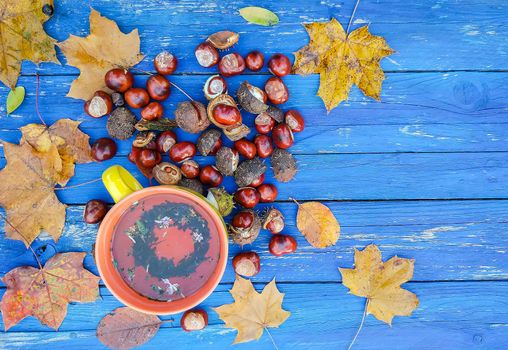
[264,327,280,350]
[346,0,361,34]
[35,73,47,126]
[128,66,195,101]
[0,214,44,269]
[347,299,369,350]
[54,178,102,190]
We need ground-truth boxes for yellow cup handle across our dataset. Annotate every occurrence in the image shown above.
[102,165,144,203]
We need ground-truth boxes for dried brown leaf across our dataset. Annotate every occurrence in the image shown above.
[295,201,340,248]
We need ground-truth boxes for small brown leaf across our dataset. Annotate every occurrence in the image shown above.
[295,200,340,248]
[97,307,162,350]
[58,9,143,100]
[213,275,290,344]
[1,252,100,330]
[339,244,419,325]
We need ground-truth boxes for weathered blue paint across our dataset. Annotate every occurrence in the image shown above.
[0,0,507,349]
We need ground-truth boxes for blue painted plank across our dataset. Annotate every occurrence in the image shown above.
[1,200,507,283]
[2,73,508,154]
[1,282,507,349]
[14,0,508,75]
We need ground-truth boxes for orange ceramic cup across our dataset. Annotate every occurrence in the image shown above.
[95,165,228,315]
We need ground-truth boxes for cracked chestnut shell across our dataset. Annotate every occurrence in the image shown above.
[204,75,227,100]
[234,157,267,188]
[229,209,261,246]
[197,129,222,156]
[271,148,297,182]
[224,123,251,142]
[232,252,260,277]
[215,147,239,176]
[262,208,284,233]
[175,101,210,133]
[237,81,269,114]
[153,162,181,185]
[206,31,239,50]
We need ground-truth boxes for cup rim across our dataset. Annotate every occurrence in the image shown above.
[95,186,228,315]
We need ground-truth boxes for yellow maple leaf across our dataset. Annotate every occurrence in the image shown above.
[20,119,93,186]
[339,244,419,325]
[0,141,66,246]
[213,276,290,344]
[0,0,59,89]
[292,18,394,112]
[58,9,143,100]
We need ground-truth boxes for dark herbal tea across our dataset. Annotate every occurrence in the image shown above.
[110,193,221,301]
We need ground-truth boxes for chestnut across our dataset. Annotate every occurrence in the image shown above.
[268,53,291,77]
[154,51,177,75]
[237,81,268,114]
[141,101,163,121]
[180,160,200,179]
[254,134,273,158]
[181,309,208,332]
[104,68,133,92]
[199,165,223,187]
[258,184,277,203]
[212,104,242,126]
[269,234,297,256]
[204,75,227,100]
[207,31,239,50]
[218,53,245,77]
[245,50,264,71]
[128,146,142,163]
[285,110,305,132]
[234,139,257,160]
[139,149,161,168]
[124,88,150,108]
[146,74,170,101]
[156,130,177,153]
[230,210,261,246]
[197,129,222,156]
[249,173,265,188]
[83,200,108,224]
[272,124,294,149]
[195,42,219,68]
[234,187,260,209]
[254,113,276,134]
[263,208,284,234]
[169,141,197,163]
[264,77,289,104]
[232,252,261,277]
[84,91,113,118]
[91,137,117,162]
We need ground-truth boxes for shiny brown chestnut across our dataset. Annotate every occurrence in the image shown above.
[258,184,277,203]
[91,138,117,162]
[234,139,257,160]
[124,88,150,108]
[285,110,305,132]
[128,146,142,163]
[83,200,108,224]
[169,141,197,163]
[154,51,177,75]
[146,74,171,101]
[195,42,219,68]
[254,113,276,134]
[249,173,265,188]
[245,50,264,71]
[234,187,260,209]
[138,149,162,168]
[272,123,294,149]
[232,210,255,229]
[180,160,200,179]
[199,165,223,187]
[156,130,177,153]
[218,53,245,77]
[105,68,133,92]
[181,309,208,332]
[84,91,113,118]
[204,75,228,100]
[232,252,261,277]
[141,101,163,121]
[264,77,289,104]
[268,53,291,77]
[269,234,297,256]
[263,208,285,234]
[254,134,274,158]
[212,104,242,126]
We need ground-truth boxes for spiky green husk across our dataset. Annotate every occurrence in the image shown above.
[207,187,235,216]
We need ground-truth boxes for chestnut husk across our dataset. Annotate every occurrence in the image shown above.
[153,162,182,185]
[234,157,267,188]
[206,187,235,216]
[178,178,204,195]
[197,129,222,156]
[224,123,251,141]
[271,148,297,182]
[229,209,261,246]
[264,105,284,123]
[262,207,285,233]
[215,146,239,176]
[132,131,156,148]
[206,31,240,49]
[175,101,210,133]
[237,81,269,114]
[106,107,136,140]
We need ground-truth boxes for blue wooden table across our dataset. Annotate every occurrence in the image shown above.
[1,0,508,349]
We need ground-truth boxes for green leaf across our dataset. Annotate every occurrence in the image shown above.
[239,7,279,26]
[6,86,25,115]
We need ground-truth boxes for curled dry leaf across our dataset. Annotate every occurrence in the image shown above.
[1,252,100,330]
[58,9,143,100]
[339,244,419,325]
[295,200,340,248]
[0,0,59,89]
[292,18,394,112]
[97,307,162,350]
[213,275,290,344]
